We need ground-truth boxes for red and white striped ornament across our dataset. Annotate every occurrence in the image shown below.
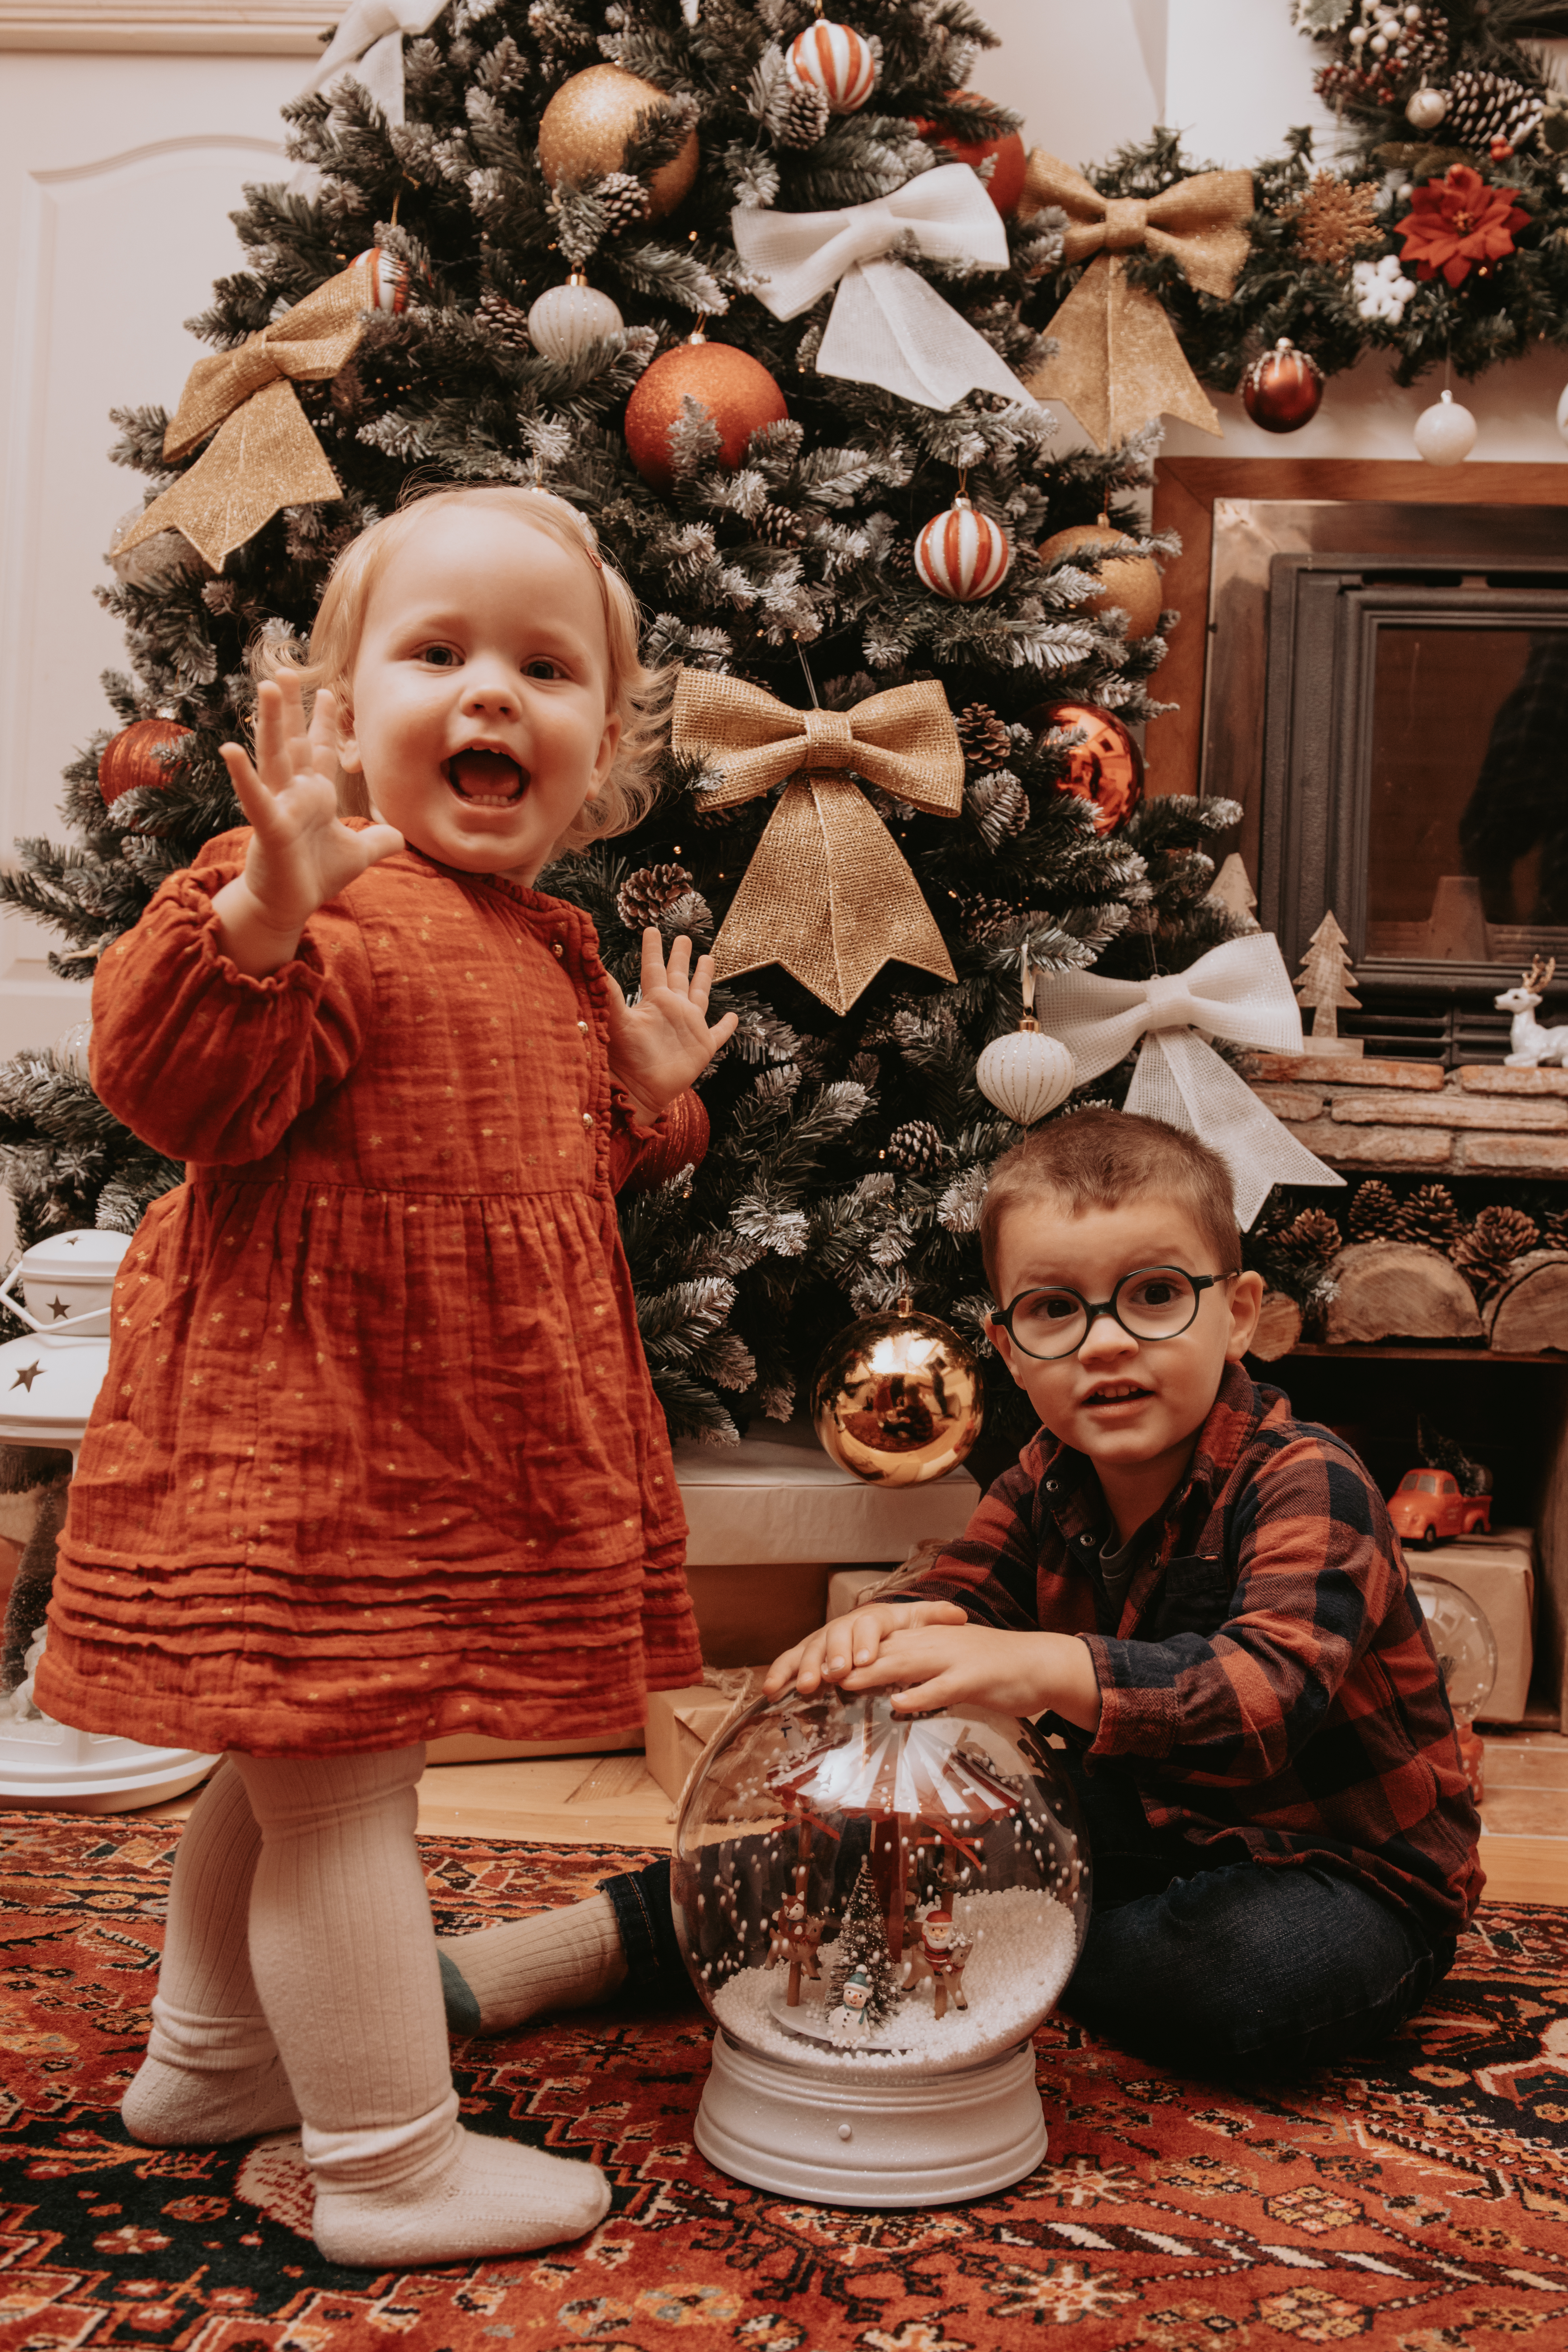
[914,493,1011,602]
[353,247,410,313]
[787,17,877,113]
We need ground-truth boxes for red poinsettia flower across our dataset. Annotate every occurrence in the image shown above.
[1396,164,1530,289]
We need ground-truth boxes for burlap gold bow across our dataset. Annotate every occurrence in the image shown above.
[115,254,381,571]
[670,671,964,1017]
[1020,155,1253,451]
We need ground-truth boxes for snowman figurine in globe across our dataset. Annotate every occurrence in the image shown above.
[672,1682,1089,2207]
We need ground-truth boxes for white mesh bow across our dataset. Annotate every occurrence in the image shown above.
[298,1,450,125]
[1032,934,1345,1228]
[730,165,1035,410]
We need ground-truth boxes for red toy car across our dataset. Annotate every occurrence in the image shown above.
[1389,1468,1492,1549]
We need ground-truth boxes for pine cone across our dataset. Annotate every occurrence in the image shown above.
[616,863,694,930]
[1278,1208,1342,1265]
[1441,69,1544,156]
[756,503,807,547]
[957,702,1011,770]
[1396,1183,1460,1252]
[1454,1205,1540,1296]
[1543,1208,1568,1251]
[475,290,533,357]
[595,170,651,234]
[886,1119,945,1172]
[961,896,1019,941]
[778,81,831,150]
[1347,1179,1400,1243]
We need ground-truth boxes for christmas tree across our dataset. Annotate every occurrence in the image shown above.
[826,1855,899,2027]
[0,0,1246,1457]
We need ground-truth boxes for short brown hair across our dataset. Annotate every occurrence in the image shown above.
[255,485,666,851]
[979,1109,1241,1298]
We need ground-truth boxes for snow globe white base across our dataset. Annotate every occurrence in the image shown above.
[0,1630,216,1814]
[696,2031,1046,2207]
[673,1686,1089,2208]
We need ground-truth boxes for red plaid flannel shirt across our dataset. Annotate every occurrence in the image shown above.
[906,1361,1483,1936]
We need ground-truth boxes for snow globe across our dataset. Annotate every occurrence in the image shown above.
[672,1684,1090,2206]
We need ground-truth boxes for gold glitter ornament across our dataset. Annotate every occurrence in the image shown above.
[536,64,699,222]
[1287,171,1383,268]
[812,1304,984,1486]
[1037,521,1164,642]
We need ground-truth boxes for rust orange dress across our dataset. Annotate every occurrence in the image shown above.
[37,831,702,1757]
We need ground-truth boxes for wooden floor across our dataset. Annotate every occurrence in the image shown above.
[133,1723,1568,1905]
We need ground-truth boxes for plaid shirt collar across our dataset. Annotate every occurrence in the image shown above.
[1024,1358,1264,1558]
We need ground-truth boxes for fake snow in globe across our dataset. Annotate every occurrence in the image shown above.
[811,1304,983,1485]
[787,17,878,113]
[673,1685,1090,2204]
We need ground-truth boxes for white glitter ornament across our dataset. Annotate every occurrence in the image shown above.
[914,493,1011,602]
[1413,387,1477,466]
[975,951,1076,1126]
[787,16,877,113]
[1405,86,1448,131]
[1352,251,1417,323]
[527,273,625,362]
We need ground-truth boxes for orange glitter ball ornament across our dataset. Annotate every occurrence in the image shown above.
[98,716,194,808]
[624,334,788,491]
[623,1088,711,1195]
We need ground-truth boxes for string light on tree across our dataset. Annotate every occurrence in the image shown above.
[787,10,878,114]
[914,485,1011,602]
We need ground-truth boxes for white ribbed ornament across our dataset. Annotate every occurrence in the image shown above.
[787,17,877,112]
[1413,388,1476,467]
[976,953,1075,1124]
[527,275,625,362]
[914,493,1011,602]
[352,246,409,313]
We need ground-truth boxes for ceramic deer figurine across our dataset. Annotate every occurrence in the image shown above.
[1495,956,1568,1067]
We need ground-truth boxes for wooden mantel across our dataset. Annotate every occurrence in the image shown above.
[1148,458,1568,804]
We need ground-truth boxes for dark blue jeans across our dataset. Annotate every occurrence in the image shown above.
[601,1753,1456,2079]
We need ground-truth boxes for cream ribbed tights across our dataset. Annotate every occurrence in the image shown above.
[122,1746,609,2266]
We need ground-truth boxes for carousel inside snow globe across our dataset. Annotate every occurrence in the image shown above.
[672,1684,1090,2206]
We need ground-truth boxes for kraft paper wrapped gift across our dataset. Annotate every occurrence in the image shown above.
[1425,1526,1535,1725]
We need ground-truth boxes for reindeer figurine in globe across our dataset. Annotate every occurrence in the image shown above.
[1495,956,1568,1069]
[767,1868,826,2009]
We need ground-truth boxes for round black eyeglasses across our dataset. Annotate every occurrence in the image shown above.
[991,1266,1238,1362]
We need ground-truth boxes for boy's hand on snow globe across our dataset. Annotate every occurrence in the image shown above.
[214,677,403,975]
[604,929,739,1124]
[763,1600,968,1699]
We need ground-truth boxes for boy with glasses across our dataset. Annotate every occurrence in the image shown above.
[439,1110,1480,2077]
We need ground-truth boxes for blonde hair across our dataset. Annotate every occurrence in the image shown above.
[255,484,666,851]
[979,1109,1242,1298]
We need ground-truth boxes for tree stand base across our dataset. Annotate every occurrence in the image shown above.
[693,2029,1047,2207]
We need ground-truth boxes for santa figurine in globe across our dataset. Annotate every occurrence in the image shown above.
[33,486,734,2272]
[904,1906,972,2018]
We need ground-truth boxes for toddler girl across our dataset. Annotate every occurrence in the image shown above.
[37,486,731,2266]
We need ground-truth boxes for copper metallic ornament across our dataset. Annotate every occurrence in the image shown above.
[1024,699,1145,834]
[914,92,1026,216]
[1241,337,1324,434]
[624,334,788,491]
[99,716,194,808]
[536,64,700,221]
[1036,523,1164,643]
[812,1305,984,1486]
[622,1088,711,1195]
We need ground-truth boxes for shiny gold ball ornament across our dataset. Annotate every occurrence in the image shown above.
[98,715,194,808]
[623,330,789,491]
[536,64,700,222]
[1037,520,1164,642]
[812,1303,984,1486]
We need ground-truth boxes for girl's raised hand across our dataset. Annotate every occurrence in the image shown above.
[213,677,404,975]
[604,929,739,1123]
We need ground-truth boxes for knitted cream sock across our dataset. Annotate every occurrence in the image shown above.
[436,1894,627,2035]
[237,1746,610,2267]
[121,1757,301,2146]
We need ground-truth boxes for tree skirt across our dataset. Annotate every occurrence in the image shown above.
[3,1813,1568,2349]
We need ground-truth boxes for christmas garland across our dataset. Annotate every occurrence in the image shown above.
[1059,0,1568,396]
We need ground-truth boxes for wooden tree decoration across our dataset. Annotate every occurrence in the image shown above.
[1295,911,1362,1055]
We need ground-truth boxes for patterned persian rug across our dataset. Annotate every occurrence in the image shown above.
[2,1812,1567,2350]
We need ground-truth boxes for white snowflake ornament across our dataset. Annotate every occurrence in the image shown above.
[1353,252,1416,323]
